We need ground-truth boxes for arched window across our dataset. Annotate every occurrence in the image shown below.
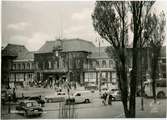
[109,60,113,68]
[13,64,16,70]
[22,63,25,69]
[48,61,52,69]
[27,63,30,69]
[102,60,106,68]
[96,61,99,68]
[18,63,21,70]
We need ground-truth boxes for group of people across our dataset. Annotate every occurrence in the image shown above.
[101,92,113,105]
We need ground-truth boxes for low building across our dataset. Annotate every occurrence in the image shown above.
[2,44,34,88]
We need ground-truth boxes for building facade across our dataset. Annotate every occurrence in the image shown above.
[2,39,166,89]
[2,44,34,88]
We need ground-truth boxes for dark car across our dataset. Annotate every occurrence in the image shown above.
[85,83,98,91]
[16,100,43,117]
[1,90,7,104]
[28,96,45,107]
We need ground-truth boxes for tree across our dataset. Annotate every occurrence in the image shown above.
[129,1,155,117]
[92,1,155,118]
[148,12,166,102]
[92,1,130,117]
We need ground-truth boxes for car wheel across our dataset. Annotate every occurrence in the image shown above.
[157,92,165,98]
[48,99,52,103]
[24,111,28,117]
[85,99,90,103]
[112,97,116,101]
[67,100,70,104]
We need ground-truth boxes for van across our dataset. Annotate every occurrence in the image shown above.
[70,91,93,103]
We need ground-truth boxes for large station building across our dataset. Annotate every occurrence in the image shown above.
[1,38,166,89]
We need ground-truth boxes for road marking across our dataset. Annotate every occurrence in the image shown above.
[151,107,158,113]
[149,100,160,107]
[113,113,124,118]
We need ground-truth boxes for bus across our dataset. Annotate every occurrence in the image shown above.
[144,79,166,98]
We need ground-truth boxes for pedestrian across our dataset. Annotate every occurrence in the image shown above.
[108,93,112,105]
[8,94,11,114]
[13,88,17,102]
[102,92,107,105]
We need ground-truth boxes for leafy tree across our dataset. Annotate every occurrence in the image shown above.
[92,1,155,118]
[92,1,130,117]
[147,12,166,102]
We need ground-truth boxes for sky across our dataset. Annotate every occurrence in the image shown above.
[2,0,167,51]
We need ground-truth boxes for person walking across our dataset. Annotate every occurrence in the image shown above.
[108,92,113,105]
[102,92,107,105]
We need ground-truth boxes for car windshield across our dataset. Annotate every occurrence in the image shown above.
[57,92,66,95]
[111,89,119,91]
[26,102,38,107]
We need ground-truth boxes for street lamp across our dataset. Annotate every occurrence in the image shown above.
[96,37,103,92]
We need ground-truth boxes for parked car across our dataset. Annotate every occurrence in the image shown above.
[45,92,67,103]
[110,89,121,101]
[66,91,93,104]
[1,90,7,104]
[16,100,43,117]
[85,83,98,91]
[28,96,45,107]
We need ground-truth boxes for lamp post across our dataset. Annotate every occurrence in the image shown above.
[96,37,103,92]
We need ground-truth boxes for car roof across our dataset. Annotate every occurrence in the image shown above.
[74,91,91,93]
[19,100,37,103]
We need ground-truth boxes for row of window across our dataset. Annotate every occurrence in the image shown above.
[12,59,115,71]
[12,62,33,70]
[84,72,116,82]
[86,59,114,69]
[9,73,33,82]
[36,60,66,70]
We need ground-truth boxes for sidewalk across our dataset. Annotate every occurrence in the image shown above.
[117,98,167,118]
[136,98,166,118]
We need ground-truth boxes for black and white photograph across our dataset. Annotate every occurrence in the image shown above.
[1,0,167,119]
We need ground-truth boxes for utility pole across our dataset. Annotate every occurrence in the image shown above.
[96,37,103,92]
[140,49,144,111]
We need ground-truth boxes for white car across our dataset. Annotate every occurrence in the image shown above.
[45,92,67,103]
[110,89,121,101]
[66,91,93,104]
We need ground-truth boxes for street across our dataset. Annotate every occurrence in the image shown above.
[1,97,166,119]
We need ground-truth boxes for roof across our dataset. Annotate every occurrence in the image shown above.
[16,51,34,60]
[2,44,34,60]
[88,46,109,59]
[37,38,96,53]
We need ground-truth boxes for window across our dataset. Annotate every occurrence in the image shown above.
[18,64,21,70]
[156,81,166,87]
[96,61,99,67]
[162,73,166,78]
[102,60,106,68]
[162,59,166,63]
[89,60,93,68]
[13,64,16,70]
[22,63,25,69]
[27,63,30,69]
[84,72,96,82]
[109,60,113,68]
[48,61,52,69]
[161,66,166,71]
